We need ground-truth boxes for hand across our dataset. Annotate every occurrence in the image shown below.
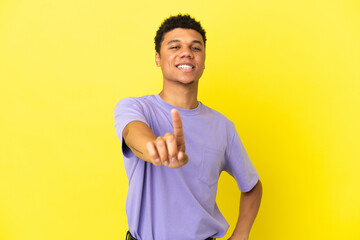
[146,109,188,168]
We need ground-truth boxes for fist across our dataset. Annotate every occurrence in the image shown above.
[146,109,188,168]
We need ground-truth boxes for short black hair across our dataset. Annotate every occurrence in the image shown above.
[154,14,207,53]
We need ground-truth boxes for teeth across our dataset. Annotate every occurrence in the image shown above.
[177,65,193,69]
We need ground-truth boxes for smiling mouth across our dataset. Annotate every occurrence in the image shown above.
[176,64,194,69]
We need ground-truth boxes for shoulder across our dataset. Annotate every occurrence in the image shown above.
[201,104,239,141]
[114,95,157,111]
[115,95,155,105]
[202,104,234,126]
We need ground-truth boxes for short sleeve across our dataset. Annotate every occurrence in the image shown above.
[224,124,259,192]
[114,97,149,158]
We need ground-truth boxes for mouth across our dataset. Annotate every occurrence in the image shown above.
[176,63,195,71]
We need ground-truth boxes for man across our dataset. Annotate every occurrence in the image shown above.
[114,14,262,240]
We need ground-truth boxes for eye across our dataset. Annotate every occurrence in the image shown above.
[170,46,180,49]
[191,46,202,51]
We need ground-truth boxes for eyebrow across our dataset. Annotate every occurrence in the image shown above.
[166,39,203,46]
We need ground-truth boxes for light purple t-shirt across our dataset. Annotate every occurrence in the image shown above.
[114,94,259,240]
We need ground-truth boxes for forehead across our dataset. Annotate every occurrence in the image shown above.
[162,28,204,45]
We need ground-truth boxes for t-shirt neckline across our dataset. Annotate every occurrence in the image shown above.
[154,94,203,116]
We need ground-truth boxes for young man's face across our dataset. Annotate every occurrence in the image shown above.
[155,28,205,85]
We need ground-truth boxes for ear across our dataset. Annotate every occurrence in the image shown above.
[155,52,161,67]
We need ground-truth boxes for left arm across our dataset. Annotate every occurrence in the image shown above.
[229,179,263,240]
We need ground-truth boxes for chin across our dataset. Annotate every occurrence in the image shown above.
[175,76,199,85]
[176,79,196,86]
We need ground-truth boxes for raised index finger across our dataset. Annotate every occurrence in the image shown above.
[171,109,184,139]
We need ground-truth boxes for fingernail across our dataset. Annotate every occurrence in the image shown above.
[155,158,160,163]
[171,157,176,162]
[164,161,169,166]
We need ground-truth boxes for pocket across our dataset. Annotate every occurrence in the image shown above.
[199,147,224,186]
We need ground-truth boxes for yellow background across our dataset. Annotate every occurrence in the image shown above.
[1,0,359,239]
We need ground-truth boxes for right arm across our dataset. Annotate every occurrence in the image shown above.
[122,109,188,168]
[122,121,157,163]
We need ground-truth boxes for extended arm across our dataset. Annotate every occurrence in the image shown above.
[229,180,262,240]
[122,120,157,162]
[122,109,188,168]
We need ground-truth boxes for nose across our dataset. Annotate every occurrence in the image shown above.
[179,46,194,59]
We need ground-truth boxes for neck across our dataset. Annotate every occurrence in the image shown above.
[159,80,199,109]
